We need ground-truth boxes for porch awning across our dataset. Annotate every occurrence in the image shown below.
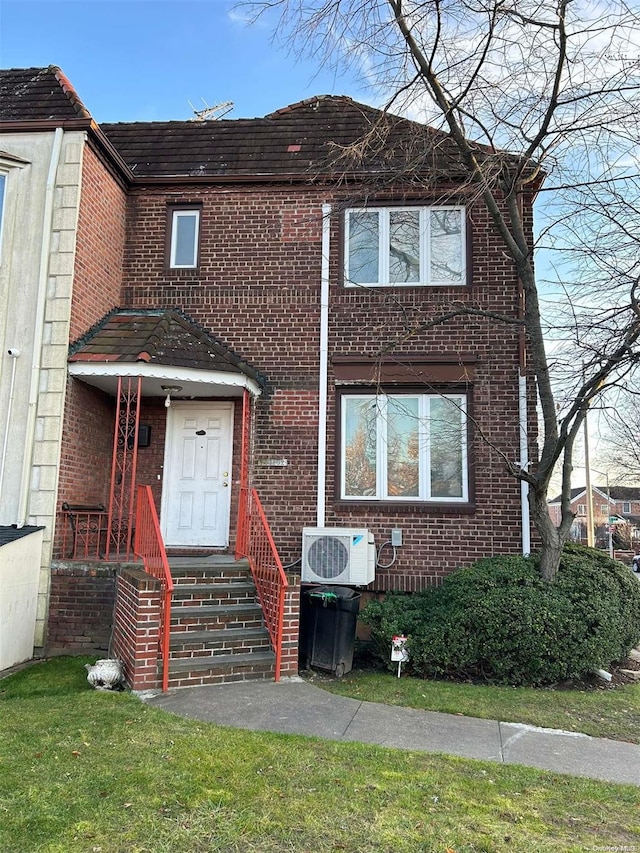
[68,308,265,398]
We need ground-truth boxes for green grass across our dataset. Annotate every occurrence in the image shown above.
[1,658,639,852]
[318,667,640,743]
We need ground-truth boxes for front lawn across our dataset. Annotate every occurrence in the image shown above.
[1,657,639,852]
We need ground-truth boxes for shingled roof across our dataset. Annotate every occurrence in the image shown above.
[101,95,466,180]
[0,66,507,183]
[0,66,92,122]
[69,309,265,386]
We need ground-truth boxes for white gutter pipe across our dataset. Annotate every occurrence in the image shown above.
[0,349,21,501]
[16,127,64,527]
[519,373,531,555]
[316,204,332,527]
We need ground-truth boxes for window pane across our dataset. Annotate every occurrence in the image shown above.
[389,211,420,282]
[173,211,198,266]
[387,397,420,497]
[430,209,463,282]
[430,397,464,498]
[344,397,377,496]
[348,212,379,284]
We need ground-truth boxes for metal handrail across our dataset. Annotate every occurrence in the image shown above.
[133,484,174,691]
[237,487,288,681]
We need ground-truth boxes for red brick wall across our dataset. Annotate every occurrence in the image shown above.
[57,380,114,508]
[47,563,117,653]
[57,179,535,591]
[110,566,163,691]
[69,145,126,342]
[113,183,533,589]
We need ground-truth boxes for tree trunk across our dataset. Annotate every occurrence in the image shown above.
[529,487,567,581]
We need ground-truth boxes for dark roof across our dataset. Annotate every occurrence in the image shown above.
[68,308,265,386]
[607,486,640,501]
[0,66,91,122]
[549,485,640,504]
[101,95,467,180]
[0,525,44,547]
[0,67,521,184]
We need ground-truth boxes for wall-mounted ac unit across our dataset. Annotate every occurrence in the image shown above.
[301,527,375,585]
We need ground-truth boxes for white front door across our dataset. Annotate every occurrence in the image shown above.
[162,402,234,547]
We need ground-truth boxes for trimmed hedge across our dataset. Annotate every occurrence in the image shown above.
[361,545,640,686]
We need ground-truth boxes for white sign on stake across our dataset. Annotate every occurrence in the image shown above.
[391,635,408,677]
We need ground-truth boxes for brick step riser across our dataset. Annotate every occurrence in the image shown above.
[171,592,257,615]
[171,573,252,585]
[171,616,266,632]
[170,638,273,658]
[166,665,275,689]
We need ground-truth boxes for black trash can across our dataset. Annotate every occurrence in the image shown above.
[301,585,361,677]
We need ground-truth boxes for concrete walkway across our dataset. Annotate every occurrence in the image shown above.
[141,679,640,787]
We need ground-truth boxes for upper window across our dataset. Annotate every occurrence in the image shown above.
[345,206,466,287]
[169,208,200,268]
[577,505,586,515]
[341,393,468,502]
[623,501,631,513]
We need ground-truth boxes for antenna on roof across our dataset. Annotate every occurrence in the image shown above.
[188,98,234,121]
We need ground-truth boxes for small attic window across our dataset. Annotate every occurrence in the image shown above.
[169,207,200,268]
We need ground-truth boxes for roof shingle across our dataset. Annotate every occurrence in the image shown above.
[0,66,91,122]
[68,309,265,386]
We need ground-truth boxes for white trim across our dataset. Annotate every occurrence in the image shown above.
[344,205,466,287]
[68,362,262,398]
[170,208,200,268]
[340,392,469,502]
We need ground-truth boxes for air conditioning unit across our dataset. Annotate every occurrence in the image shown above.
[301,527,375,585]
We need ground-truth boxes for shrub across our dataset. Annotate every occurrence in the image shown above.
[360,546,640,686]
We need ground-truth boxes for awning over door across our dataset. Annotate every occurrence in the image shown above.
[68,308,265,397]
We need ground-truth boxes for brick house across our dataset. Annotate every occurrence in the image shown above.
[0,66,538,687]
[548,486,640,545]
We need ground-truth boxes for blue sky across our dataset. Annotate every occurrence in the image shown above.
[0,0,369,122]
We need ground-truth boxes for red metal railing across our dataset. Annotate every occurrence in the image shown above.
[133,484,174,692]
[236,487,288,681]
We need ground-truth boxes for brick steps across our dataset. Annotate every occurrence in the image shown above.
[164,556,275,687]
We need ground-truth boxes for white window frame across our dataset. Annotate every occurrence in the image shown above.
[340,392,468,502]
[344,205,466,287]
[577,505,586,516]
[169,208,200,268]
[623,501,631,513]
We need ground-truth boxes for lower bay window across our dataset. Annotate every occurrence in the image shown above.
[341,392,468,502]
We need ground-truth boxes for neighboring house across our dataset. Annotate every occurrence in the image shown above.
[0,67,123,658]
[0,66,538,684]
[548,485,640,543]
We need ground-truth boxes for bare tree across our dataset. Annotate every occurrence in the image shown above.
[249,0,640,579]
[598,391,640,483]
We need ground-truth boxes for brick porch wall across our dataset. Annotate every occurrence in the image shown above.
[280,573,301,677]
[110,566,163,692]
[47,562,118,653]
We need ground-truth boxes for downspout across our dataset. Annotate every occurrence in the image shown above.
[316,204,332,527]
[517,190,530,556]
[15,127,64,527]
[519,374,531,555]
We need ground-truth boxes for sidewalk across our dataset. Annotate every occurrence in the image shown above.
[141,678,640,787]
